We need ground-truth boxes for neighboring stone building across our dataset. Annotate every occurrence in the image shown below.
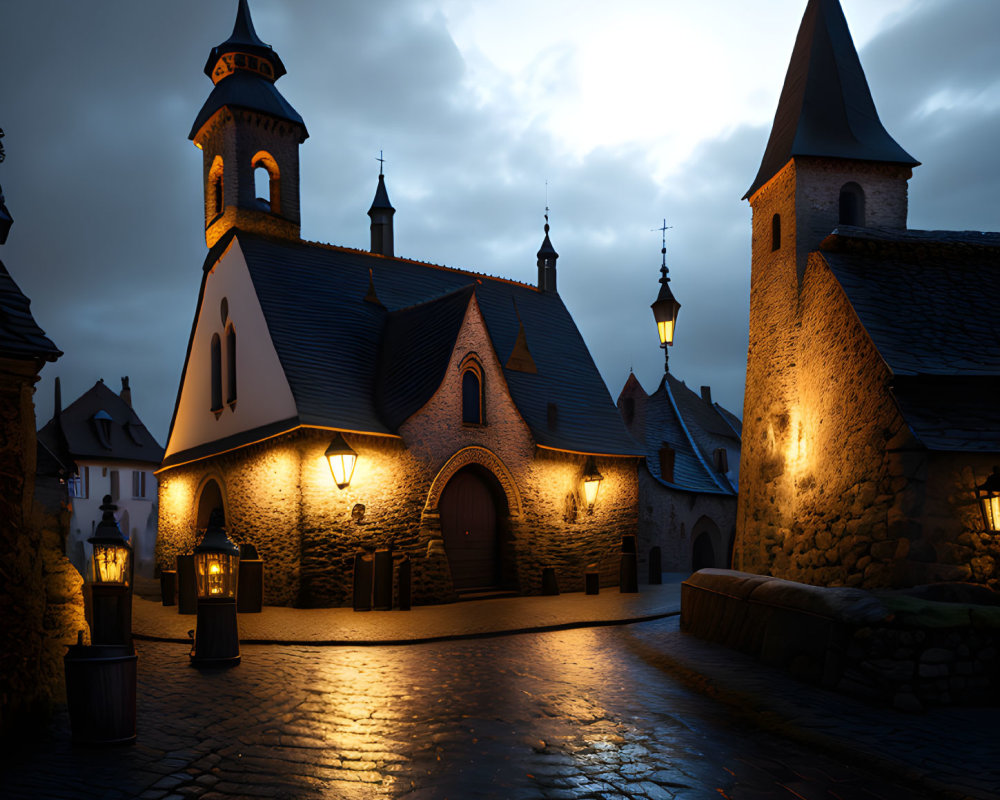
[735,0,1000,591]
[0,128,84,735]
[156,1,640,606]
[37,377,164,578]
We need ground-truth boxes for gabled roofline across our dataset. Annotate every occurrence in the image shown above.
[662,375,734,494]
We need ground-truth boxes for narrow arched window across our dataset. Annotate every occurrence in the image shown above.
[462,367,482,425]
[251,151,280,213]
[209,156,224,221]
[659,443,675,483]
[839,182,865,226]
[226,324,237,406]
[210,333,222,413]
[771,213,781,251]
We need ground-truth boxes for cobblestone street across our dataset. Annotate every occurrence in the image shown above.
[2,617,942,800]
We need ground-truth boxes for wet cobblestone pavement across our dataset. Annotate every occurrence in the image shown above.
[3,618,945,799]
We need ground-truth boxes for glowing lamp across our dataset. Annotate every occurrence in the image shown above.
[976,466,1000,532]
[582,456,604,513]
[193,510,240,600]
[651,281,680,347]
[326,432,357,490]
[89,495,131,586]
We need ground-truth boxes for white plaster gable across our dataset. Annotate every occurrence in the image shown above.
[164,240,297,460]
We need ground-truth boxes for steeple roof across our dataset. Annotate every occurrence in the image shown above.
[537,221,557,261]
[744,0,918,200]
[368,173,395,215]
[203,0,286,80]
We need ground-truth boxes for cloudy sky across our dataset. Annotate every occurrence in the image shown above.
[2,0,998,445]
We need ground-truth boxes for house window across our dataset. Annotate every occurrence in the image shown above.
[771,213,781,251]
[713,447,729,473]
[659,444,675,483]
[839,182,865,226]
[226,324,237,406]
[68,466,89,499]
[461,362,483,425]
[110,470,120,502]
[132,470,148,499]
[210,333,223,413]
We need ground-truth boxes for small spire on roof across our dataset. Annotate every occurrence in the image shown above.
[368,158,395,257]
[536,202,558,293]
[231,0,266,48]
[364,268,384,307]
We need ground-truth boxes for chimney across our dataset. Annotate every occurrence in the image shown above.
[120,376,132,408]
[700,385,712,405]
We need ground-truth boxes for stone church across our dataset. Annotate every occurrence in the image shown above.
[156,1,641,606]
[735,0,1000,591]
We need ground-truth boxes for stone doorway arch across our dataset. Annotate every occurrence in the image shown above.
[691,515,723,571]
[195,477,226,535]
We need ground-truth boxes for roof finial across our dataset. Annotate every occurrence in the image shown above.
[653,218,672,281]
[376,150,385,177]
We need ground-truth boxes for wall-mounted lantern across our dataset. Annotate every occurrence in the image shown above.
[326,432,358,489]
[582,456,604,514]
[976,466,1000,532]
[87,495,132,645]
[190,509,241,667]
[650,221,681,372]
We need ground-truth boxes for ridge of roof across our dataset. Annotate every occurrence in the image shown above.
[821,226,1000,255]
[745,0,918,200]
[663,375,734,494]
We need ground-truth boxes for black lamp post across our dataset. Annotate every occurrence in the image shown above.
[190,509,241,667]
[976,466,1000,532]
[650,220,680,373]
[86,495,132,646]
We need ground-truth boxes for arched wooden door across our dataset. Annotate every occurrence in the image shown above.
[439,468,498,590]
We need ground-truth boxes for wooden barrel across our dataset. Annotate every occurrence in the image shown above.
[64,644,137,745]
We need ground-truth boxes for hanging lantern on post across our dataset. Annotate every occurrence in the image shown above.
[190,509,241,667]
[325,432,358,490]
[976,466,1000,532]
[582,456,604,514]
[650,220,681,373]
[86,495,133,646]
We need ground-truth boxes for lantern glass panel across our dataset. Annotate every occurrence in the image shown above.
[583,476,601,509]
[194,551,239,599]
[983,494,1000,532]
[657,319,675,346]
[328,451,357,489]
[92,542,130,585]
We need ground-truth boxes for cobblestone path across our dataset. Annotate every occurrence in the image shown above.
[2,618,937,799]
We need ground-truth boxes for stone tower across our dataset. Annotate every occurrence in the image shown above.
[190,0,309,247]
[735,0,919,572]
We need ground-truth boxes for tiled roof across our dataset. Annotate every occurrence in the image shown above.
[640,374,739,495]
[892,377,1000,452]
[228,230,641,457]
[745,0,918,200]
[190,71,306,139]
[0,259,61,362]
[37,380,164,466]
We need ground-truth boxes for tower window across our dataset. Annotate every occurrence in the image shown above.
[209,156,224,222]
[839,182,865,226]
[461,361,483,425]
[771,213,781,251]
[226,324,237,406]
[251,151,281,214]
[210,333,223,414]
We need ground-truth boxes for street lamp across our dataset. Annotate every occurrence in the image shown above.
[650,221,680,373]
[582,456,604,514]
[87,495,132,646]
[326,432,358,489]
[190,509,241,667]
[976,466,1000,532]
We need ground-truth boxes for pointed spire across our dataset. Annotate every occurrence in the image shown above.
[744,0,918,200]
[230,0,265,48]
[368,156,396,257]
[363,268,384,307]
[202,0,287,82]
[505,300,538,374]
[536,207,558,293]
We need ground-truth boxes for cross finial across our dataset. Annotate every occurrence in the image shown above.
[544,180,550,233]
[376,150,385,176]
[652,218,672,277]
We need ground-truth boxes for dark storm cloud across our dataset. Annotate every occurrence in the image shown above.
[0,0,997,446]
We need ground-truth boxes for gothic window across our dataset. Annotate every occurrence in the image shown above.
[210,333,223,414]
[226,324,237,406]
[839,182,865,226]
[771,213,781,251]
[251,151,281,213]
[461,360,483,425]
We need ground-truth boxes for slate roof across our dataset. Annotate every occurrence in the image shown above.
[202,0,287,80]
[639,374,739,495]
[166,229,641,466]
[818,227,1000,452]
[745,0,918,200]
[190,71,306,140]
[38,380,164,467]
[0,258,61,362]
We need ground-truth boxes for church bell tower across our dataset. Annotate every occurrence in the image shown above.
[190,0,309,247]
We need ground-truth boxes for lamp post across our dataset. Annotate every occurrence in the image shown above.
[326,432,358,489]
[976,466,1000,532]
[86,495,132,646]
[190,509,241,667]
[650,220,680,373]
[582,456,604,514]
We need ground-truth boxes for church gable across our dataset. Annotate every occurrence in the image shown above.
[164,239,297,462]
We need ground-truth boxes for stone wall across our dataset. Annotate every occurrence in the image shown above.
[158,295,639,606]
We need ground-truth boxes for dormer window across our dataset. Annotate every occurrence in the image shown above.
[93,410,113,449]
[713,447,729,473]
[461,357,484,425]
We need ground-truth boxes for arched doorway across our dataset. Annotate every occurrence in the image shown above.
[196,479,225,534]
[691,516,722,571]
[439,466,505,590]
